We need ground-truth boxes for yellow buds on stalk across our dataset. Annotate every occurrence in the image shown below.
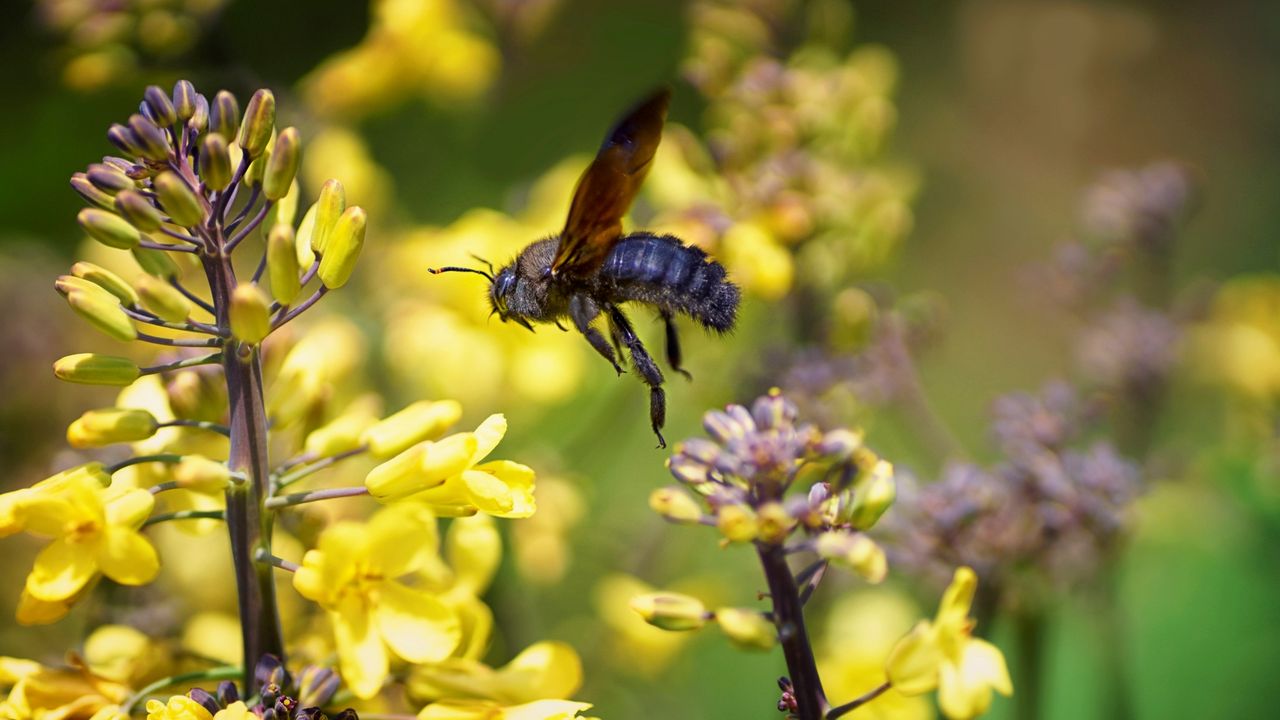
[200,133,233,191]
[756,502,795,543]
[53,354,140,386]
[153,171,205,227]
[172,80,197,122]
[78,208,140,249]
[211,90,240,141]
[714,608,776,650]
[128,114,171,161]
[67,408,158,447]
[144,85,177,126]
[366,433,476,499]
[86,164,133,195]
[317,206,367,289]
[238,89,276,159]
[304,397,380,457]
[65,289,136,342]
[264,127,300,200]
[134,275,191,322]
[630,592,708,631]
[362,399,462,459]
[230,284,272,344]
[846,459,896,530]
[648,487,704,524]
[71,173,115,209]
[114,190,163,232]
[267,225,302,305]
[816,532,887,584]
[716,504,759,543]
[132,247,181,278]
[311,180,345,254]
[174,456,232,492]
[71,262,139,306]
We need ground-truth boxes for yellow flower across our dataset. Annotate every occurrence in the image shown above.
[145,696,248,720]
[367,415,536,519]
[886,567,1012,719]
[19,472,158,603]
[293,504,461,698]
[84,624,170,686]
[417,698,595,720]
[818,590,932,720]
[409,641,583,707]
[0,656,129,720]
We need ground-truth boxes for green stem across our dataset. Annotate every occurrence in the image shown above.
[141,352,223,375]
[143,510,226,527]
[107,453,183,474]
[1013,610,1045,720]
[265,486,369,510]
[122,666,241,715]
[826,681,891,719]
[272,445,368,490]
[158,419,231,436]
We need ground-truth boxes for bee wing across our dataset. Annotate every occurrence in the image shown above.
[551,87,670,279]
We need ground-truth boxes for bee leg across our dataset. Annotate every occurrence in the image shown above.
[570,295,623,375]
[608,319,626,366]
[661,312,693,381]
[608,306,667,448]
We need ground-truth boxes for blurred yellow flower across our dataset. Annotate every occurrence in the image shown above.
[83,624,170,687]
[512,477,584,585]
[818,590,932,720]
[1188,275,1280,399]
[886,567,1012,720]
[0,656,129,720]
[293,503,461,698]
[416,698,595,720]
[145,696,247,720]
[594,574,696,677]
[409,641,583,706]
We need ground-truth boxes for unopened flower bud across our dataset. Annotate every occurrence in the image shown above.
[263,127,300,200]
[166,370,226,423]
[71,173,115,209]
[266,224,302,305]
[71,262,139,306]
[295,203,318,268]
[67,408,158,447]
[649,487,704,524]
[172,80,196,121]
[304,399,380,457]
[200,133,233,191]
[66,290,136,342]
[189,93,209,133]
[717,504,759,543]
[87,164,133,195]
[847,460,895,530]
[365,433,478,501]
[153,171,205,227]
[361,399,462,459]
[317,206,366,288]
[132,246,180,278]
[756,501,795,544]
[704,406,753,444]
[311,180,346,254]
[114,189,163,231]
[230,284,272,344]
[296,666,340,709]
[127,114,171,161]
[245,150,268,188]
[815,532,887,583]
[817,428,864,461]
[174,456,232,492]
[107,124,143,158]
[54,354,141,386]
[238,89,276,159]
[134,274,191,322]
[144,85,177,126]
[630,592,708,631]
[55,274,116,302]
[714,608,777,650]
[751,389,793,430]
[668,454,710,484]
[79,208,140,249]
[211,91,240,141]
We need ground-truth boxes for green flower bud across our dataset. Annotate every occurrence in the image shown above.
[648,487,704,524]
[846,459,895,530]
[817,428,864,462]
[107,124,143,158]
[131,246,180,278]
[65,290,136,342]
[114,189,164,231]
[267,224,301,305]
[53,354,141,386]
[714,608,777,651]
[815,531,887,583]
[78,208,140,249]
[295,202,318,268]
[144,85,177,126]
[317,206,366,288]
[245,150,268,188]
[189,93,209,133]
[153,171,206,227]
[716,504,759,543]
[71,173,115,210]
[263,127,300,200]
[211,90,240,141]
[87,164,133,195]
[71,262,139,306]
[127,114,171,162]
[55,275,116,303]
[135,274,191,322]
[238,89,276,159]
[172,80,197,122]
[200,133,233,191]
[361,399,462,459]
[268,180,299,230]
[67,408,158,448]
[630,592,708,631]
[174,456,232,492]
[230,284,272,344]
[756,501,795,544]
[311,179,345,254]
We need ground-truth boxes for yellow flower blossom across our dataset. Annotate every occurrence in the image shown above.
[886,567,1012,719]
[293,504,461,698]
[367,415,536,519]
[0,656,129,720]
[145,696,248,720]
[818,590,932,720]
[409,641,583,706]
[83,624,170,687]
[417,698,595,720]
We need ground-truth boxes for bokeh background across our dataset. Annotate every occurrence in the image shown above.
[3,1,1280,718]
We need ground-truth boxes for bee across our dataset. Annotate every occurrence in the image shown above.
[430,88,740,448]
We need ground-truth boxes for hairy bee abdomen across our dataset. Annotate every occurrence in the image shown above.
[600,233,740,332]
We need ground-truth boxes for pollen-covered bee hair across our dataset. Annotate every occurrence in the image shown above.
[431,88,741,447]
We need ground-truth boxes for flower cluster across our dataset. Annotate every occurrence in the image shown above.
[640,390,1010,719]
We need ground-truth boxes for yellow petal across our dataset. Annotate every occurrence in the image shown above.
[493,641,584,704]
[17,494,79,538]
[333,600,388,699]
[446,514,501,595]
[421,434,480,486]
[884,621,941,695]
[503,699,595,720]
[936,567,977,632]
[470,414,507,464]
[104,488,155,529]
[373,581,460,663]
[213,701,250,720]
[469,461,536,518]
[94,526,160,585]
[15,589,75,626]
[367,504,439,577]
[963,638,1013,696]
[27,537,97,601]
[938,657,991,720]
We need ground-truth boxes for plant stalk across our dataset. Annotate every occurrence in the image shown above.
[757,543,826,720]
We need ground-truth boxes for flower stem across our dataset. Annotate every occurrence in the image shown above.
[107,453,183,474]
[272,445,369,490]
[757,543,827,720]
[264,486,370,509]
[157,419,231,436]
[143,510,226,527]
[826,682,891,719]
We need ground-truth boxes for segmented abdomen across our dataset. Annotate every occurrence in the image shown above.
[599,233,740,332]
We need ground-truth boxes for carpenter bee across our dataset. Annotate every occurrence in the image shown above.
[430,88,740,448]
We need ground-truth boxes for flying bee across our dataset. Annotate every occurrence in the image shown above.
[430,88,740,448]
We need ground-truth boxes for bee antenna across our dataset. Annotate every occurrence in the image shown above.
[429,265,494,281]
[468,253,497,276]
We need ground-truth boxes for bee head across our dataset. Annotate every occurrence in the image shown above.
[427,260,535,331]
